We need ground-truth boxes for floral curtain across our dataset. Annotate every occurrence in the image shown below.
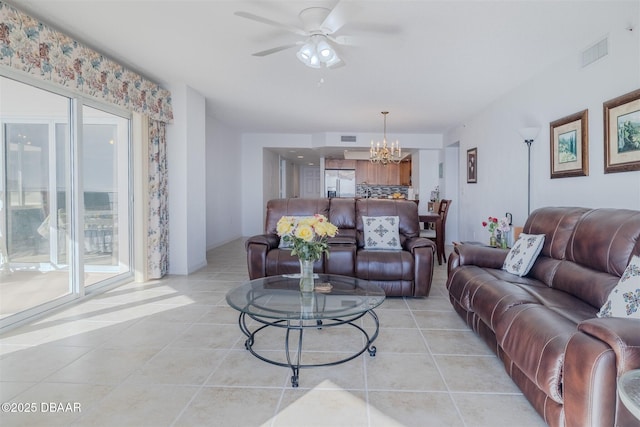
[148,120,169,278]
[0,1,173,123]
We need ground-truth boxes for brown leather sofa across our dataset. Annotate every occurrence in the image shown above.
[447,207,640,427]
[246,198,436,297]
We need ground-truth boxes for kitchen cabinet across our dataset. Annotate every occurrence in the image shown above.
[325,159,357,169]
[356,160,404,185]
[400,160,412,185]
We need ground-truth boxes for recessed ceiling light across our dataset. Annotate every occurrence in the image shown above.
[297,155,304,159]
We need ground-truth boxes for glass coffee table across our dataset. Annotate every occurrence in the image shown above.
[226,274,386,387]
[619,369,640,421]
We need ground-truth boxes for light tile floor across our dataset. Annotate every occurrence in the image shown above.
[0,239,547,427]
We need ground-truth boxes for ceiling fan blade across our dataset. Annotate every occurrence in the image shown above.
[328,35,358,46]
[234,11,308,36]
[320,0,349,34]
[251,43,300,57]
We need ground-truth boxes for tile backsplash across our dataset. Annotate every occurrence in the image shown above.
[356,184,415,199]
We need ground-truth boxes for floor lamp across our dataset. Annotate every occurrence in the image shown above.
[519,127,540,216]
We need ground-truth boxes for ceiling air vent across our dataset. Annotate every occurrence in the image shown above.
[341,135,357,143]
[581,37,608,67]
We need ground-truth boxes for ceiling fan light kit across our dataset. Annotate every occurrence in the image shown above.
[296,35,340,68]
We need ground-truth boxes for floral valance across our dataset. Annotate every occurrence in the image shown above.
[0,2,173,123]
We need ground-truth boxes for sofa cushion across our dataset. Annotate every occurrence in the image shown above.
[496,304,578,404]
[356,249,413,281]
[265,249,323,276]
[362,216,402,250]
[597,255,640,319]
[502,233,545,276]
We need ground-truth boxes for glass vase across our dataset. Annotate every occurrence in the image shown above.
[489,233,497,247]
[299,259,315,292]
[501,236,508,249]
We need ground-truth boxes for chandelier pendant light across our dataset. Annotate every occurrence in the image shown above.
[370,111,401,165]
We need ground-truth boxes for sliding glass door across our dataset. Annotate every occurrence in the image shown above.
[82,106,131,287]
[0,76,132,326]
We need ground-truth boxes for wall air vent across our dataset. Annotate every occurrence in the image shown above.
[581,37,608,67]
[341,135,357,143]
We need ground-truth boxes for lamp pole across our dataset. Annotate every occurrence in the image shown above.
[519,126,539,217]
[525,139,533,216]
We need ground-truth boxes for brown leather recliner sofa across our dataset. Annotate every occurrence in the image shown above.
[447,207,640,427]
[246,197,436,297]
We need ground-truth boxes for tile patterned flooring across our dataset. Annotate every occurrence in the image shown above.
[0,239,547,427]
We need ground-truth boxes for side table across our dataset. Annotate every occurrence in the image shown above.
[619,369,640,421]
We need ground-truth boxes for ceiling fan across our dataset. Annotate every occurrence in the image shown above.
[234,2,357,69]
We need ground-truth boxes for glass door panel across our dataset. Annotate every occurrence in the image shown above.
[82,106,131,287]
[0,77,72,320]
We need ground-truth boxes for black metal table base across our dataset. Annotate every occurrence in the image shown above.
[238,310,380,387]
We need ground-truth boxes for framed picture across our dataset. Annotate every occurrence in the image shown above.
[604,88,640,174]
[467,147,477,183]
[549,109,589,178]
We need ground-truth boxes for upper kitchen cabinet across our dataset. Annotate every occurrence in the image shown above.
[325,159,357,169]
[355,160,410,185]
[400,160,411,186]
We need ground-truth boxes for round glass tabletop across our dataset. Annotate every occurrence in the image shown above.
[226,274,386,320]
[619,369,640,421]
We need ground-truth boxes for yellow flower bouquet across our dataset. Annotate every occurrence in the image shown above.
[276,214,339,261]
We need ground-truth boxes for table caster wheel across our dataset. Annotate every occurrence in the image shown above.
[369,346,377,356]
[291,375,299,387]
[316,320,323,329]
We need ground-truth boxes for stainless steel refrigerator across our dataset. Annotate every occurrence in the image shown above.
[325,169,356,198]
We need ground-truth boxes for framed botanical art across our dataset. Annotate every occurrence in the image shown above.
[549,109,589,178]
[603,88,640,173]
[467,147,477,183]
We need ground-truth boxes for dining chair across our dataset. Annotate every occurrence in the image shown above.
[419,199,452,265]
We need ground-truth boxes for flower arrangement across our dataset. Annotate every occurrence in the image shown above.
[482,216,499,234]
[482,216,511,247]
[276,215,339,261]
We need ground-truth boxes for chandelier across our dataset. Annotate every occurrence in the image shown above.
[370,111,401,165]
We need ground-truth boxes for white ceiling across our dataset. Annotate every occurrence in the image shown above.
[7,1,632,146]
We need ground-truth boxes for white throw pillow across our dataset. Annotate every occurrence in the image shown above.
[362,216,402,250]
[502,233,545,276]
[597,255,640,319]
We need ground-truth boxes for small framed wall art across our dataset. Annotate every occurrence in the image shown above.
[549,109,589,178]
[467,147,477,183]
[603,88,640,173]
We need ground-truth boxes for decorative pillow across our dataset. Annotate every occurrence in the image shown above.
[362,216,402,250]
[597,255,640,319]
[502,233,545,276]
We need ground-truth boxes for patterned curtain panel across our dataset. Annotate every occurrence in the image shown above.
[0,2,173,123]
[148,120,169,278]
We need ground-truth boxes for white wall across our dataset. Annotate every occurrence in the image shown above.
[241,133,315,237]
[166,83,207,274]
[205,115,242,249]
[446,6,640,243]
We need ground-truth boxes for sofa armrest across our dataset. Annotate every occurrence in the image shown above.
[404,236,436,253]
[245,234,279,250]
[452,244,508,269]
[578,317,640,375]
[245,234,279,279]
